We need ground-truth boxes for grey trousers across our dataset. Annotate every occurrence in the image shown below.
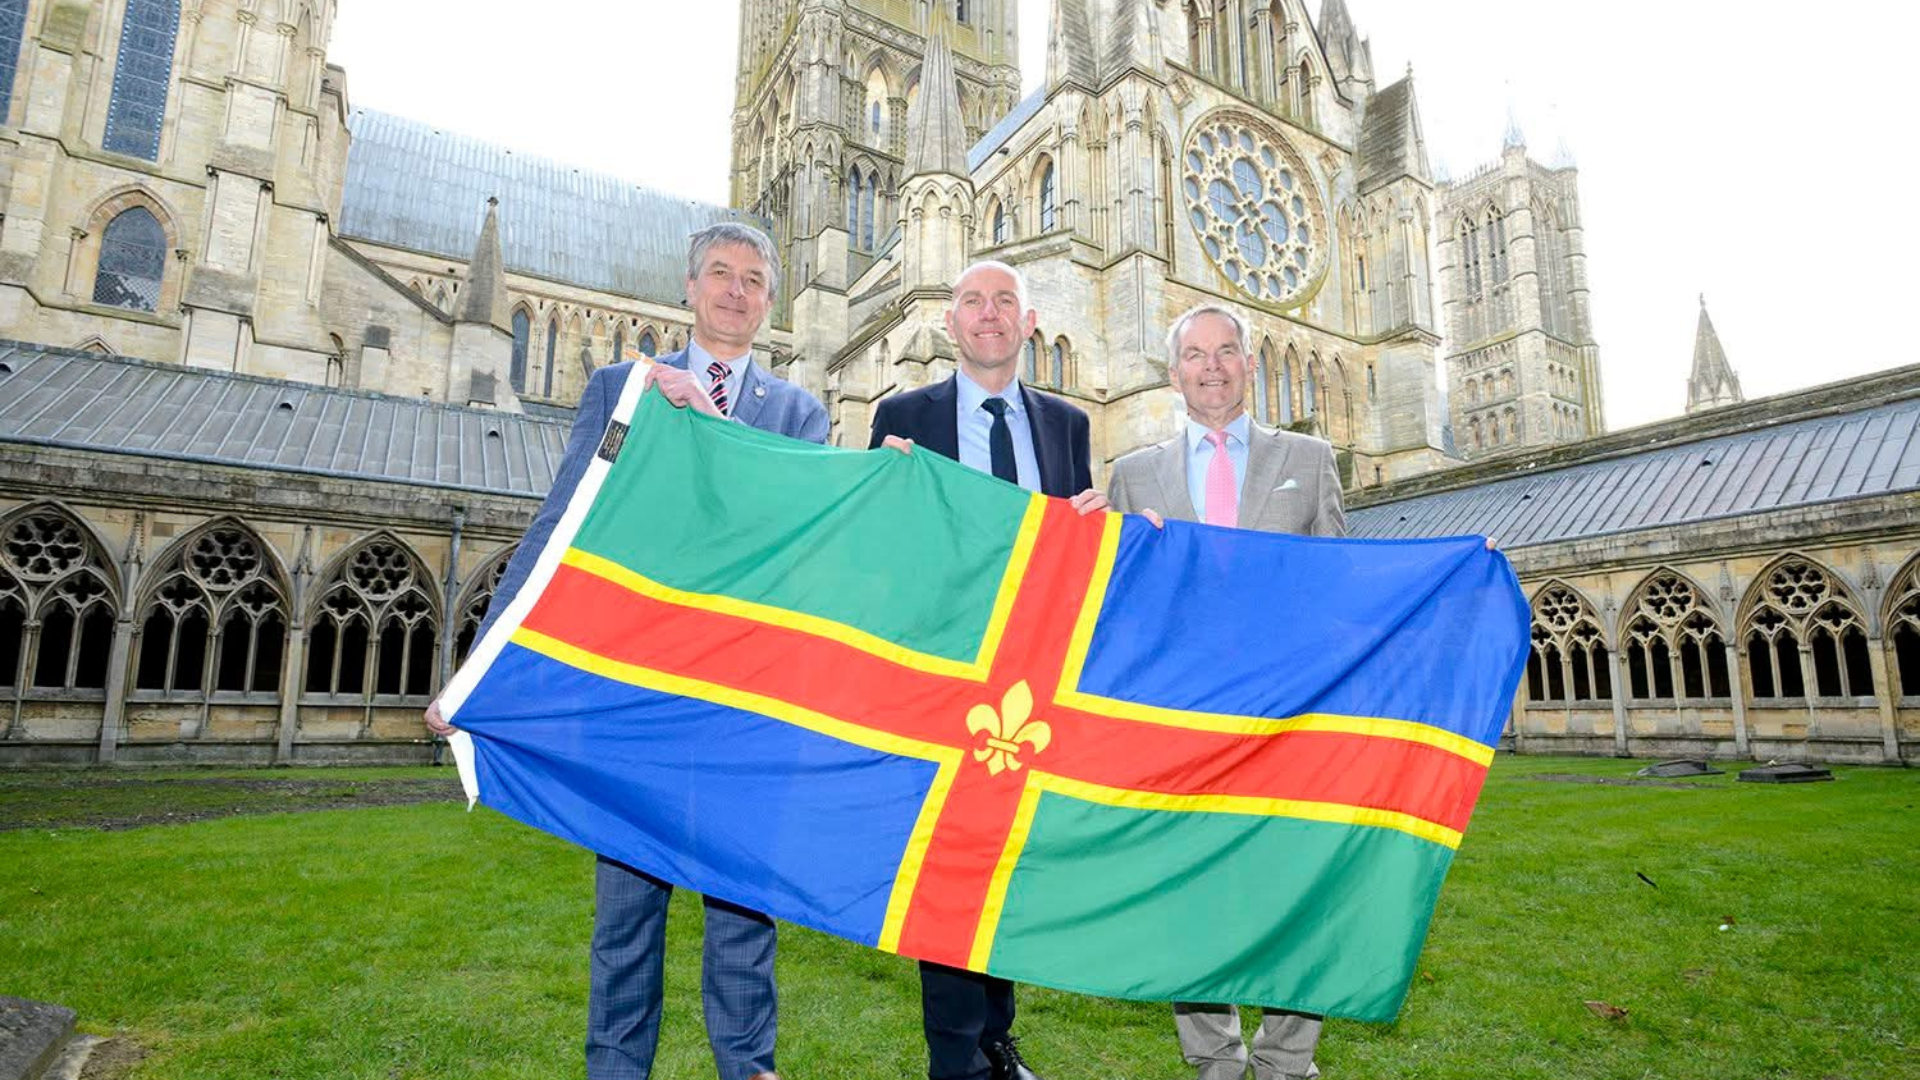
[1172,1002,1322,1080]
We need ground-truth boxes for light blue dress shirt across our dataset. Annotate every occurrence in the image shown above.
[955,370,1040,492]
[1186,413,1251,520]
[686,339,750,416]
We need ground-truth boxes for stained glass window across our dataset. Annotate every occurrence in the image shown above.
[1182,112,1325,305]
[0,0,29,122]
[102,0,181,161]
[92,206,166,311]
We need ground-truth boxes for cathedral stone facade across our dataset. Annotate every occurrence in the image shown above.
[2,0,1913,767]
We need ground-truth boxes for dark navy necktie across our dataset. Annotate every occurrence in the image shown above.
[981,398,1018,485]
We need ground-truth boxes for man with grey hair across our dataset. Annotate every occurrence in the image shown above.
[427,221,824,1080]
[1107,301,1343,1080]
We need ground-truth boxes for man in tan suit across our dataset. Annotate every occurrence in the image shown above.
[1106,302,1343,1080]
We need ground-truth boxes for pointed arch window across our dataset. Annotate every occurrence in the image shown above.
[92,206,167,312]
[1489,209,1509,283]
[638,329,657,357]
[1622,574,1729,701]
[0,0,30,121]
[509,310,530,390]
[992,201,1008,245]
[102,0,181,160]
[1304,361,1318,417]
[1253,346,1271,423]
[1887,559,1920,698]
[1461,218,1482,298]
[613,329,625,364]
[453,548,514,669]
[847,169,862,241]
[1279,349,1295,424]
[0,510,116,694]
[1525,585,1611,703]
[955,0,969,22]
[303,539,437,701]
[1038,162,1058,233]
[542,318,558,396]
[1048,338,1067,388]
[1022,335,1038,382]
[1744,558,1871,699]
[860,170,878,250]
[134,527,285,697]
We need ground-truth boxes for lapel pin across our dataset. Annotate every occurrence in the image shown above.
[753,386,766,398]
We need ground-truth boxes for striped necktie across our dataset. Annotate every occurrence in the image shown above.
[707,360,731,415]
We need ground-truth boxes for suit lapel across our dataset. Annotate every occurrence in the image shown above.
[1019,384,1065,496]
[1238,424,1295,527]
[1155,433,1200,522]
[922,376,962,461]
[731,360,769,429]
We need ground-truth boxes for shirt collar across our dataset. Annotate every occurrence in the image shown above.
[1186,412,1251,453]
[687,338,752,375]
[956,369,1025,416]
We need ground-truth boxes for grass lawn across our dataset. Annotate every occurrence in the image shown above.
[1,755,1915,1080]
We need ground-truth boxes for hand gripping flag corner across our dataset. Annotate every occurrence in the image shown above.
[442,387,1531,1022]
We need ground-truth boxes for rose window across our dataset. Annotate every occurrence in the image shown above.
[1181,113,1325,305]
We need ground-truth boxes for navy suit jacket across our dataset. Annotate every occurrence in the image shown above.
[476,350,828,643]
[866,375,1092,499]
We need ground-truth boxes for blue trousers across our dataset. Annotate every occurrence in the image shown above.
[586,856,778,1080]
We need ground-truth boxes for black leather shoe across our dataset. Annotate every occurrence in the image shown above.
[982,1034,1044,1080]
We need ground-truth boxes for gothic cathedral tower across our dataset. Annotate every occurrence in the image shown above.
[1435,131,1603,457]
[729,1,1020,389]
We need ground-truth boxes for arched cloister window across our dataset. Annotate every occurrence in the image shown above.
[102,0,181,160]
[453,546,515,668]
[1022,335,1038,382]
[1621,572,1729,700]
[509,310,530,391]
[1038,160,1058,233]
[303,538,437,701]
[638,329,658,357]
[1525,584,1611,702]
[1743,557,1871,699]
[1050,338,1067,388]
[0,507,117,695]
[134,525,286,697]
[1887,557,1920,698]
[92,206,167,312]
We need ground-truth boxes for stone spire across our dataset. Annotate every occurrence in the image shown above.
[1503,103,1526,150]
[1046,0,1097,91]
[1101,0,1163,81]
[457,196,510,333]
[1320,0,1359,76]
[1686,296,1744,415]
[904,25,969,179]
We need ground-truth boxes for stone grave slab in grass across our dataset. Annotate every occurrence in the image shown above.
[1737,763,1834,783]
[1636,759,1724,778]
[0,996,75,1080]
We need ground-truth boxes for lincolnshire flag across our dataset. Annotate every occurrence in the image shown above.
[443,383,1530,1023]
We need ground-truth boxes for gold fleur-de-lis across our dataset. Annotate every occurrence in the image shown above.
[966,680,1052,776]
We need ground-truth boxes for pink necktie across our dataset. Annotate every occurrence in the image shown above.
[1203,430,1238,528]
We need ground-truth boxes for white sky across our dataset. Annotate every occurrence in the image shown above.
[330,1,1919,431]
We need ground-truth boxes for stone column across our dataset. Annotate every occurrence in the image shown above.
[1725,638,1750,758]
[6,623,36,741]
[1869,637,1901,762]
[1193,12,1216,78]
[1606,649,1629,756]
[1249,5,1277,104]
[1798,643,1818,741]
[275,541,313,764]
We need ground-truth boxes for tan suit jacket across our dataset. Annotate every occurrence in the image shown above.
[1106,419,1347,537]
